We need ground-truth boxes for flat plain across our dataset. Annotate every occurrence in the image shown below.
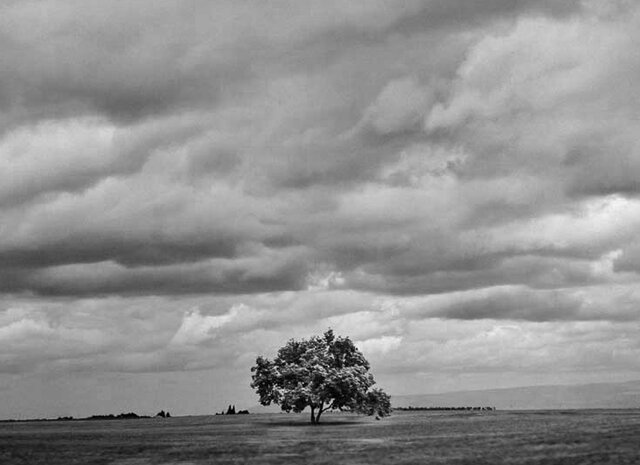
[1,409,639,464]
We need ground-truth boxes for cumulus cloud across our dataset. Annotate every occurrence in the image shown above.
[425,4,640,197]
[356,336,403,356]
[170,307,241,347]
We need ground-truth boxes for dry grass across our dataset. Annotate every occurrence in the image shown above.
[1,409,639,464]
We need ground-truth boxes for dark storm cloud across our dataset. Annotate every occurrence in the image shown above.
[0,1,254,125]
[429,287,626,322]
[0,249,309,297]
[0,1,428,128]
[0,237,239,269]
[396,0,583,33]
[0,0,586,130]
[345,256,611,296]
[1,0,639,305]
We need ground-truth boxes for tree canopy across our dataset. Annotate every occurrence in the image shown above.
[250,329,391,423]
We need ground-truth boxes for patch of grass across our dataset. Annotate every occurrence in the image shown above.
[1,410,639,464]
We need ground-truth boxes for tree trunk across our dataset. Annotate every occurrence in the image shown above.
[314,402,324,424]
[310,406,316,424]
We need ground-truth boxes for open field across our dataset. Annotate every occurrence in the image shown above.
[1,410,639,464]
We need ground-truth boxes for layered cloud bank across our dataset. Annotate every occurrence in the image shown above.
[1,0,640,417]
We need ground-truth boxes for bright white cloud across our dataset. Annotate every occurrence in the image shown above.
[356,335,403,356]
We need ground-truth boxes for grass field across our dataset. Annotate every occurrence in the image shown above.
[1,410,639,464]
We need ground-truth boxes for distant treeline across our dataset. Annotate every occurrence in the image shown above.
[395,406,496,411]
[84,412,150,420]
[215,405,250,415]
[0,411,173,423]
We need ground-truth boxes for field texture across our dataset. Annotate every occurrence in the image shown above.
[1,410,639,464]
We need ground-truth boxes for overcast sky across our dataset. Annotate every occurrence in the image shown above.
[2,0,640,419]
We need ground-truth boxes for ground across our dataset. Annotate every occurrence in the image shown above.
[1,410,639,464]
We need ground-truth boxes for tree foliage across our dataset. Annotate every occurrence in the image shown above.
[250,329,391,423]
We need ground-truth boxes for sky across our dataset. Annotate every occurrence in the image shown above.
[1,0,640,419]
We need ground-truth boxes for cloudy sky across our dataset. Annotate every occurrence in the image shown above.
[2,0,640,419]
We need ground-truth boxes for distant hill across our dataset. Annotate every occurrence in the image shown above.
[392,380,640,410]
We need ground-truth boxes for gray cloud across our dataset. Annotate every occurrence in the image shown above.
[396,0,584,33]
[428,286,639,322]
[0,249,309,297]
[2,0,640,414]
[0,1,249,125]
[2,0,639,299]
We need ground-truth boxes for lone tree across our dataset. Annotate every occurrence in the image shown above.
[250,329,391,424]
